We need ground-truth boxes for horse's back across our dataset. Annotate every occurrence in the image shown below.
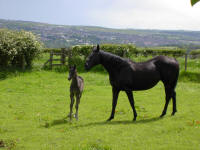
[114,60,160,90]
[116,56,179,91]
[153,56,179,67]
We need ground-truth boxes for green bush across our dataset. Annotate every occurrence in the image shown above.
[189,49,200,59]
[43,48,61,53]
[136,47,186,57]
[69,44,136,58]
[100,44,137,57]
[0,29,43,68]
[66,44,137,68]
[190,49,200,55]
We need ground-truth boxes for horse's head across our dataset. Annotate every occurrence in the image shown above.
[68,65,77,80]
[85,44,101,71]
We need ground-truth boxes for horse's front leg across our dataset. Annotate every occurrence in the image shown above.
[107,87,120,121]
[125,91,137,121]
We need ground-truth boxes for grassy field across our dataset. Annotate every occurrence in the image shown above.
[0,55,200,149]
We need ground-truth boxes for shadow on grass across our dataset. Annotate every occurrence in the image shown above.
[179,71,200,83]
[72,116,163,128]
[44,116,163,128]
[43,117,69,128]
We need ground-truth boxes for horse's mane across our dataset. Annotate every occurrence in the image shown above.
[100,51,127,64]
[100,50,130,68]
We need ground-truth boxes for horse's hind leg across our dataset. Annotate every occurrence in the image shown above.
[171,90,177,116]
[125,91,137,121]
[160,86,172,117]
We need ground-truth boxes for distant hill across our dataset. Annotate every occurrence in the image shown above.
[0,19,200,48]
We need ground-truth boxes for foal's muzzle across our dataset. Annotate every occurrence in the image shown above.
[85,62,90,71]
[68,76,71,81]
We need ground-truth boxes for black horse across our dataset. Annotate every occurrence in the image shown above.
[85,45,179,121]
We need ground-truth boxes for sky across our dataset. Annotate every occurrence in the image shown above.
[0,0,200,31]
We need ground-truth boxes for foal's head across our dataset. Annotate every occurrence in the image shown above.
[85,44,101,71]
[68,65,77,81]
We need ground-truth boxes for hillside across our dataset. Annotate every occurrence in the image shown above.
[0,19,200,48]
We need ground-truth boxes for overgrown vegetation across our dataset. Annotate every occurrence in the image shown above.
[0,29,43,68]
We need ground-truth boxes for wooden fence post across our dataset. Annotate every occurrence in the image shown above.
[68,48,72,67]
[50,51,53,69]
[61,48,66,65]
[185,53,188,71]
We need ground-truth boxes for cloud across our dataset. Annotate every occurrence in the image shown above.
[0,0,200,30]
[87,0,200,30]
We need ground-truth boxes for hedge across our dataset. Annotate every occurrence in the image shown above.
[44,45,186,58]
[44,44,137,58]
[136,47,186,57]
[189,49,200,55]
[0,29,43,68]
[43,44,188,70]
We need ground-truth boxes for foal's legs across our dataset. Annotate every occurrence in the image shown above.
[75,94,81,120]
[125,91,137,121]
[107,87,120,121]
[68,93,75,120]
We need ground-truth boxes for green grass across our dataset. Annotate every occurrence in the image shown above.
[0,55,200,149]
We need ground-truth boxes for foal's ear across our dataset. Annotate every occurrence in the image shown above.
[73,64,76,69]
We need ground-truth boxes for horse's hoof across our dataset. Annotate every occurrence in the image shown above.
[106,117,113,122]
[160,114,165,118]
[171,111,176,116]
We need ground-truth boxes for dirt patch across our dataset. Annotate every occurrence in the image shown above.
[0,140,5,147]
[0,139,17,149]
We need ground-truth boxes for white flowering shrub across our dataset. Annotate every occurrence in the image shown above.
[0,29,43,68]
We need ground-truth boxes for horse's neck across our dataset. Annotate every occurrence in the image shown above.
[100,51,124,73]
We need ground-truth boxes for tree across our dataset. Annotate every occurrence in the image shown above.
[191,0,200,6]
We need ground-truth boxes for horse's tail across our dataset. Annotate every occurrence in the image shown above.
[171,59,179,91]
[157,56,179,90]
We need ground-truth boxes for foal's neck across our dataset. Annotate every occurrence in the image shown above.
[72,73,78,83]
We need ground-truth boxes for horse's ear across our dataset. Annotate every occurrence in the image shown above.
[96,44,100,52]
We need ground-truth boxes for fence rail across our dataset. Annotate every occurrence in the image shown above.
[43,48,69,69]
